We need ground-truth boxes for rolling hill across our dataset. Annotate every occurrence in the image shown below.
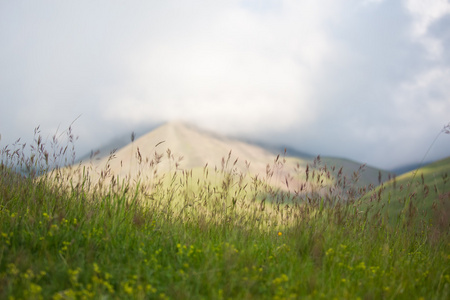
[363,156,450,222]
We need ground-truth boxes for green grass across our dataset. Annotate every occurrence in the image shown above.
[363,156,450,226]
[0,130,449,299]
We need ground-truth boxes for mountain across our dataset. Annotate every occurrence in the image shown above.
[389,161,433,175]
[75,123,162,163]
[77,122,298,187]
[74,121,390,191]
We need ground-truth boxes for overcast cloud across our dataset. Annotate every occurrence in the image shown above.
[1,0,449,170]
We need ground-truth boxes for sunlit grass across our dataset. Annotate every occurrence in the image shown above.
[0,127,449,299]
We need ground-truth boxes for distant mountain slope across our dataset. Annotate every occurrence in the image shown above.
[363,156,450,219]
[75,121,389,191]
[76,124,162,163]
[77,122,293,187]
[389,161,433,176]
[320,157,392,188]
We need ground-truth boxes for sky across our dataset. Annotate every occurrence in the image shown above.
[1,0,449,170]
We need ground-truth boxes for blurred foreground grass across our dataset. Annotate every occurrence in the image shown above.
[0,129,449,299]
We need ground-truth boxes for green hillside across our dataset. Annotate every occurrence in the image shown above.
[362,156,450,224]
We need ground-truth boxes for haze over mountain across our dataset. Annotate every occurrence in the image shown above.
[1,1,449,171]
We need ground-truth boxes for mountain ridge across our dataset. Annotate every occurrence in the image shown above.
[74,121,393,191]
[79,121,424,176]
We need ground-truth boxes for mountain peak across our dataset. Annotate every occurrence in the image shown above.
[77,121,390,190]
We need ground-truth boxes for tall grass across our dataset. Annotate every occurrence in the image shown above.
[0,126,449,299]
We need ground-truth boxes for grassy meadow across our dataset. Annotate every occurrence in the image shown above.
[0,128,449,299]
[363,157,450,226]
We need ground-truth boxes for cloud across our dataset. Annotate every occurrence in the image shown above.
[0,0,449,169]
[101,0,338,135]
[262,0,450,168]
[405,0,450,59]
